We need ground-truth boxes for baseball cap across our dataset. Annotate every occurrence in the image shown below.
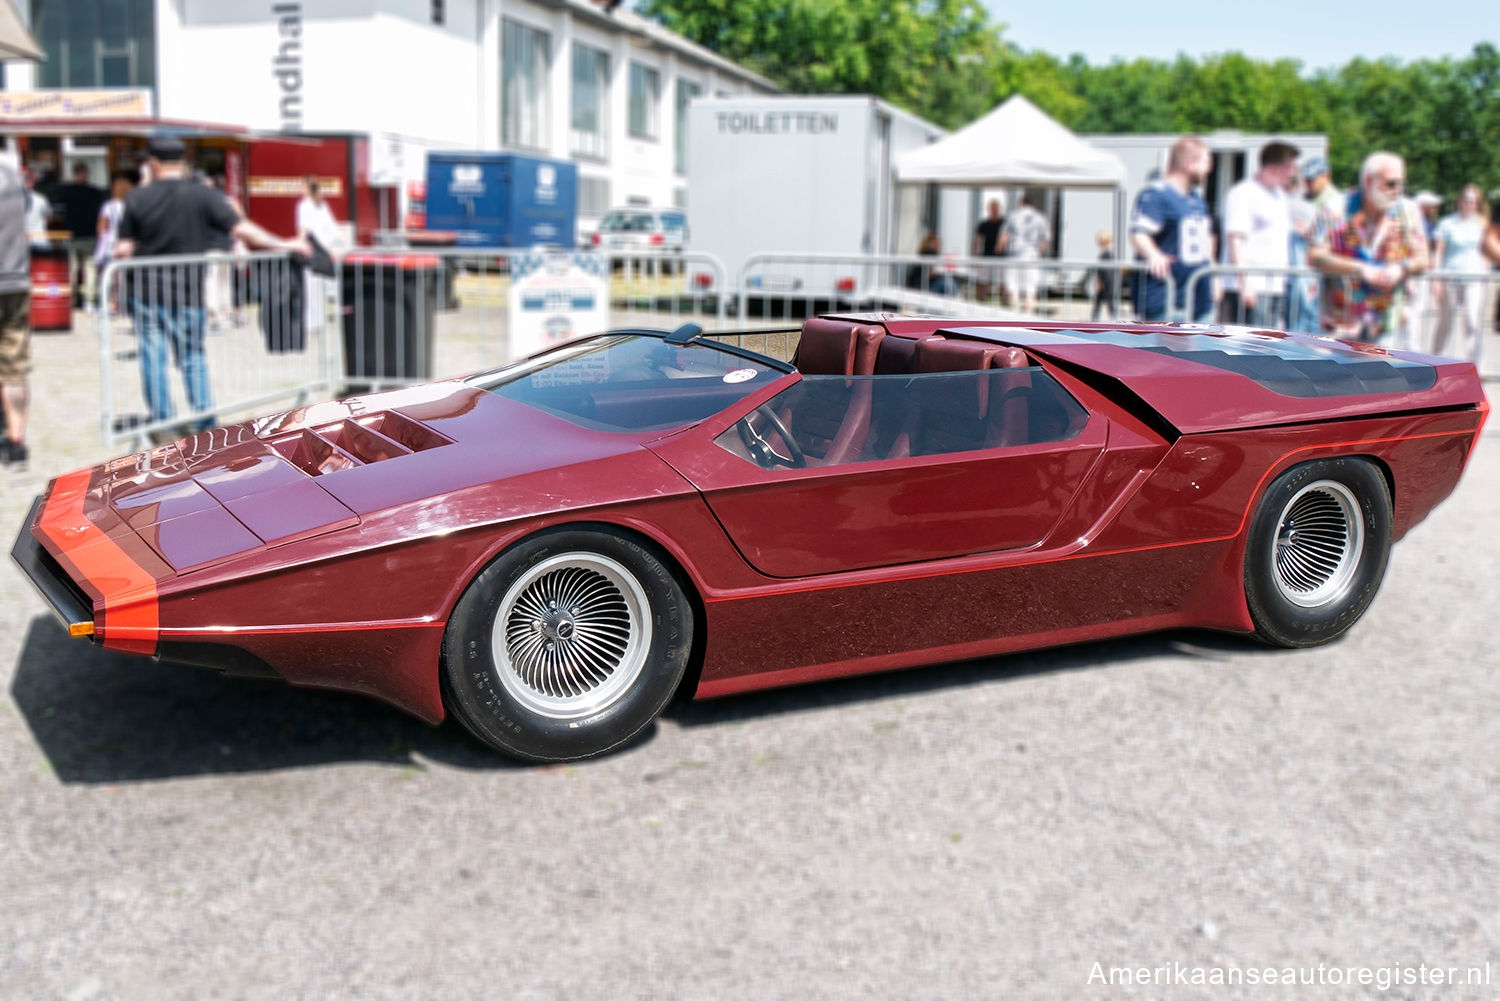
[146,133,186,161]
[1414,190,1442,207]
[1300,156,1329,180]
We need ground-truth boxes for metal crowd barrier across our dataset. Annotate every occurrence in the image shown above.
[334,247,727,390]
[733,253,1176,334]
[96,248,730,447]
[98,252,338,449]
[1183,264,1497,365]
[607,250,729,332]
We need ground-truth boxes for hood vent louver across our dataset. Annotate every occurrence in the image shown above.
[267,411,451,477]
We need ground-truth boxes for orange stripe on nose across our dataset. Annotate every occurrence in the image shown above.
[38,469,160,656]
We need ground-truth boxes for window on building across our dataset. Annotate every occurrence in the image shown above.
[628,63,660,141]
[502,20,551,151]
[432,0,444,25]
[674,78,701,174]
[578,176,610,218]
[570,44,610,161]
[32,0,156,89]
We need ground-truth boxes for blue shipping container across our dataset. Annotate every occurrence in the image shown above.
[424,152,578,248]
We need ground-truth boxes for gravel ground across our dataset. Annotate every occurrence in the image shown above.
[2,315,1498,1001]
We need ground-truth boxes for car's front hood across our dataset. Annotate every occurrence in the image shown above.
[249,381,681,519]
[40,382,685,578]
[59,425,361,575]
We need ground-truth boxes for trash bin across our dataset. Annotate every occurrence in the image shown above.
[339,253,441,392]
[404,230,460,310]
[31,244,72,332]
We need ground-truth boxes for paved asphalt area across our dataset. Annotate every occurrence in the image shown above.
[2,320,1498,1001]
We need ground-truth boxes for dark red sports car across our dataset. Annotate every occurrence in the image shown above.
[13,315,1488,761]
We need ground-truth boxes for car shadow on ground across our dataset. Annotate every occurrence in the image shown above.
[9,615,512,784]
[11,613,1273,784]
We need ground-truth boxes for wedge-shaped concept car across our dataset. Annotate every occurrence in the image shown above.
[13,315,1488,761]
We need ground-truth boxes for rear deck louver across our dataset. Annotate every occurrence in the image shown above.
[266,411,451,477]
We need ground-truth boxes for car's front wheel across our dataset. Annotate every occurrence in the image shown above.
[441,527,693,762]
[1244,457,1392,647]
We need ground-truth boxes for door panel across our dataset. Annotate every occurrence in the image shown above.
[654,418,1107,579]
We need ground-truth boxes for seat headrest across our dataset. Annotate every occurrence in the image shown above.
[797,319,885,376]
[913,338,1033,418]
[913,337,1030,373]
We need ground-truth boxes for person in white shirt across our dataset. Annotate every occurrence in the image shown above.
[998,193,1051,314]
[1429,185,1490,360]
[22,167,52,248]
[92,169,137,313]
[1220,141,1299,328]
[295,176,340,335]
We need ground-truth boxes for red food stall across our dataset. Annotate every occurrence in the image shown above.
[1,115,402,328]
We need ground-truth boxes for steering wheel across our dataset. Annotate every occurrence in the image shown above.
[737,404,806,469]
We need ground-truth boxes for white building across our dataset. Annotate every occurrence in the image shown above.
[3,0,778,228]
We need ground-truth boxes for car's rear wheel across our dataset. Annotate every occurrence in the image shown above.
[1244,458,1392,647]
[441,527,693,762]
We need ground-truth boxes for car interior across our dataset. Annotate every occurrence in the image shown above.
[717,318,1090,470]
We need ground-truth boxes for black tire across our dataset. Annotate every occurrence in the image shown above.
[441,527,693,762]
[1244,457,1392,648]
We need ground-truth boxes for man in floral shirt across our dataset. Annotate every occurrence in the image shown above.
[1308,150,1429,343]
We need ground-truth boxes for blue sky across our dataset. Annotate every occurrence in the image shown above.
[986,0,1492,70]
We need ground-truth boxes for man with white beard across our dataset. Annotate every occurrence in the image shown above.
[1307,150,1429,343]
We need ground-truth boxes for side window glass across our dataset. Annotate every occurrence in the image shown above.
[716,369,1088,470]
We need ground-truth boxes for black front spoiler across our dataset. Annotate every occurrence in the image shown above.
[10,495,96,637]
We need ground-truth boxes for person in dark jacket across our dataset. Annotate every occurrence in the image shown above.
[59,162,106,308]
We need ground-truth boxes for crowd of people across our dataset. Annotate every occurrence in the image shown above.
[1131,136,1500,356]
[946,136,1500,361]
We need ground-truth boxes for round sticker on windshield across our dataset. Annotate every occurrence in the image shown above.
[723,368,758,384]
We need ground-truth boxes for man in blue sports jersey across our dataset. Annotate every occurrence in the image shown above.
[1131,136,1215,322]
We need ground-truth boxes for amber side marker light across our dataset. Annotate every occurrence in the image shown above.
[69,622,95,638]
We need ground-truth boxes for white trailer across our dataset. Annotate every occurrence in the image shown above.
[1055,130,1330,265]
[686,95,970,298]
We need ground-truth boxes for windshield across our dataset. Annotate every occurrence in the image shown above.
[599,211,654,233]
[468,334,788,432]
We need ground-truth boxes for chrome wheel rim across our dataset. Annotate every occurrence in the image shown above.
[1272,480,1365,608]
[491,552,651,720]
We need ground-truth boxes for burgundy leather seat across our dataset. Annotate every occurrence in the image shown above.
[890,337,1033,457]
[874,332,927,375]
[788,319,885,464]
[795,318,883,376]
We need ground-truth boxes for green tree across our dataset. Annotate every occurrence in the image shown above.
[643,0,1500,201]
[1065,56,1177,133]
[640,0,1006,127]
[990,47,1087,125]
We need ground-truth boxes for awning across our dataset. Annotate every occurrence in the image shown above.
[0,116,253,139]
[0,0,43,61]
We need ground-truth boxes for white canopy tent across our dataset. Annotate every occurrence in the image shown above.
[894,94,1127,258]
[895,94,1125,188]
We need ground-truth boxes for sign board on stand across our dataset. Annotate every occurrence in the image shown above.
[507,251,609,360]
